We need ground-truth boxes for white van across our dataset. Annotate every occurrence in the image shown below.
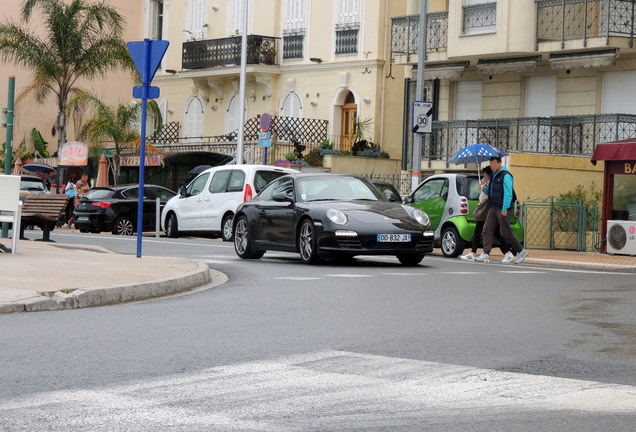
[161,164,298,240]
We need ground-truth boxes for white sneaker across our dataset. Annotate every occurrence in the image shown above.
[460,252,476,260]
[501,251,515,263]
[514,249,528,264]
[475,253,491,263]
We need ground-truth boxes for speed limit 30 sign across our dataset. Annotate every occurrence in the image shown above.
[412,101,433,134]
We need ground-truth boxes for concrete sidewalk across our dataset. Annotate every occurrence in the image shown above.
[0,238,215,314]
[2,236,635,315]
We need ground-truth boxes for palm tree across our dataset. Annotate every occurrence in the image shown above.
[68,92,163,184]
[0,0,134,151]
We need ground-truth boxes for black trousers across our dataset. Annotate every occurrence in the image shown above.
[470,220,511,254]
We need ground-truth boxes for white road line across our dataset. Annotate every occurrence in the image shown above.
[380,273,426,276]
[275,277,323,281]
[324,274,375,278]
[2,350,634,430]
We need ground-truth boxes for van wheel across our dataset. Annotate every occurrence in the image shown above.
[166,213,179,238]
[441,226,464,258]
[221,214,234,242]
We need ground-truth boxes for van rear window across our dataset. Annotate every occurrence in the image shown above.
[254,171,287,193]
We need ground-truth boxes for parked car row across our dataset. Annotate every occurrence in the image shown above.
[68,165,524,264]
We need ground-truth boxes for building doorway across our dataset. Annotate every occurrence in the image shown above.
[340,92,357,151]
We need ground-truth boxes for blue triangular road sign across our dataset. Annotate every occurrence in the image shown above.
[127,39,169,84]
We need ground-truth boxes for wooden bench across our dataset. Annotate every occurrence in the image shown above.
[20,194,69,242]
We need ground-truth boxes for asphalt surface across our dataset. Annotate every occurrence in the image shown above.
[1,229,636,314]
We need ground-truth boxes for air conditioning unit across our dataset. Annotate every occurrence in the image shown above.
[606,220,636,255]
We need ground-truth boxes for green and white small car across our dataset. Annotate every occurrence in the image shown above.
[403,173,524,257]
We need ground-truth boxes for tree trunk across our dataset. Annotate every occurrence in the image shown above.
[58,98,67,152]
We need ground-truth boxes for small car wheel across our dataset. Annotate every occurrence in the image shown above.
[112,216,134,236]
[233,216,263,259]
[441,225,465,258]
[397,253,425,266]
[165,213,179,238]
[298,219,321,264]
[221,213,234,242]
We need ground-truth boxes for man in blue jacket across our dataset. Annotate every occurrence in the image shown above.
[476,156,528,264]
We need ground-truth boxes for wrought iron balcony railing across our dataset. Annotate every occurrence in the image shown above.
[335,23,360,54]
[182,35,279,70]
[463,2,497,33]
[536,0,636,49]
[390,12,448,62]
[418,113,636,163]
[283,33,304,59]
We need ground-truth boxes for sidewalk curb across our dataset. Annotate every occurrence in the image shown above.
[0,261,212,314]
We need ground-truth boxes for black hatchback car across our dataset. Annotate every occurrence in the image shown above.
[73,185,176,235]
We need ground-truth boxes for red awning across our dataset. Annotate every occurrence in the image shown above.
[591,138,636,165]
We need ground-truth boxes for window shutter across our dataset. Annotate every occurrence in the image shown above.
[454,81,482,120]
[602,70,636,115]
[526,76,556,117]
[149,1,159,40]
[189,0,207,40]
[231,0,245,35]
[186,97,203,141]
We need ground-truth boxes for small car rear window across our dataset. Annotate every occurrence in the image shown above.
[84,189,113,200]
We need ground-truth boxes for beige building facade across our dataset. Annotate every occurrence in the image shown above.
[150,0,407,168]
[0,0,143,157]
[394,0,636,201]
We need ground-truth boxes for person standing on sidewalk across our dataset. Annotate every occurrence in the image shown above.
[476,156,528,264]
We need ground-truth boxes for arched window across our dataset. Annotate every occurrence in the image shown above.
[227,94,246,136]
[185,97,204,141]
[279,92,303,142]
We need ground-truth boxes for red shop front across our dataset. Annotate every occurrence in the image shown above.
[591,138,636,254]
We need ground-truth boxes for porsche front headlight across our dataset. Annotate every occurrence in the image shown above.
[326,208,347,225]
[412,208,430,226]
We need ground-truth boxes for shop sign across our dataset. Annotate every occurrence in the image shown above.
[121,155,162,167]
[58,141,88,166]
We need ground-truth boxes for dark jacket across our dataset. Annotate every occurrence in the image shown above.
[487,167,513,212]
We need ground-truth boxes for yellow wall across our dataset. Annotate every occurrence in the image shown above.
[510,153,604,203]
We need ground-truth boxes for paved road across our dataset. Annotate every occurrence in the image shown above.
[1,231,635,430]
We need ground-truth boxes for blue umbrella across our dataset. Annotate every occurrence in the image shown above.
[447,143,509,181]
[447,143,508,165]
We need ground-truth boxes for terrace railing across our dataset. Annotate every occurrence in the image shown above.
[182,35,279,70]
[536,0,636,49]
[419,113,636,164]
[390,12,449,62]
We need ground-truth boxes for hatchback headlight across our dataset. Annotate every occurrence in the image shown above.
[326,208,347,225]
[412,209,430,226]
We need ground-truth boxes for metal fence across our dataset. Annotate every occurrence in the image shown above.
[536,0,636,49]
[390,12,449,62]
[359,173,417,197]
[419,113,636,164]
[521,197,600,251]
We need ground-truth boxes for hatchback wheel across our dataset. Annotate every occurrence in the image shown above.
[441,225,465,258]
[221,214,234,242]
[112,216,134,236]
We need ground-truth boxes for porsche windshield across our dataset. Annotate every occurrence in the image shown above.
[297,176,386,202]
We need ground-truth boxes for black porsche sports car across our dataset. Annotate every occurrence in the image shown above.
[232,173,435,265]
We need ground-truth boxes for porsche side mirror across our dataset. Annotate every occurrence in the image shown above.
[272,192,293,202]
[385,193,397,202]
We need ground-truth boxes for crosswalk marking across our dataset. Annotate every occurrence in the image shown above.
[2,350,634,430]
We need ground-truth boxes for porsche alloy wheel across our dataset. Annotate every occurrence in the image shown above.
[234,216,263,259]
[298,220,321,264]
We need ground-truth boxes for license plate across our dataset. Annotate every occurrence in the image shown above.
[377,234,411,242]
[77,216,89,222]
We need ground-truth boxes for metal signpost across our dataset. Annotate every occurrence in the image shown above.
[127,39,169,258]
[2,75,15,239]
[411,0,429,191]
[259,113,272,164]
